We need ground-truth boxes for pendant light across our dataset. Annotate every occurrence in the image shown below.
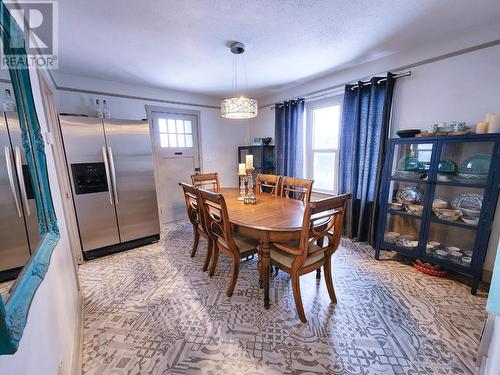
[221,42,258,119]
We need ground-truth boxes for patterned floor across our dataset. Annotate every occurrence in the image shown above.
[79,221,487,374]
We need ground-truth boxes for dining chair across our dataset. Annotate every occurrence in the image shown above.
[179,182,212,272]
[270,193,352,322]
[256,173,280,194]
[197,188,259,297]
[191,172,220,191]
[280,176,314,203]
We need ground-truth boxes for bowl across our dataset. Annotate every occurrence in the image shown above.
[406,204,423,216]
[462,217,479,225]
[461,208,481,219]
[429,241,441,248]
[389,202,404,211]
[462,256,472,265]
[397,129,421,138]
[432,197,448,209]
[436,250,448,257]
[446,246,461,252]
[464,250,473,257]
[433,208,462,222]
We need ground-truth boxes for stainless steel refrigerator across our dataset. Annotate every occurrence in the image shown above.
[0,111,41,277]
[59,115,160,260]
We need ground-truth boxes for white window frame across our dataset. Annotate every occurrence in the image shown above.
[304,96,343,195]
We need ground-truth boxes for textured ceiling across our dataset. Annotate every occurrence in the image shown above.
[57,0,500,98]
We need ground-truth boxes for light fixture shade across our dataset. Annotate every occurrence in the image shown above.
[221,96,258,119]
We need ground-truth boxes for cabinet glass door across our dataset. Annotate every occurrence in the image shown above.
[390,142,434,181]
[382,180,428,252]
[436,141,495,185]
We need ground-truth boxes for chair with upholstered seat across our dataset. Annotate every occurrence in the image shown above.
[280,176,313,203]
[270,193,351,322]
[256,173,280,194]
[198,188,259,297]
[179,182,212,271]
[191,172,220,191]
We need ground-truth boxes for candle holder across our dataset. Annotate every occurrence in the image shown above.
[237,174,246,200]
[244,167,257,204]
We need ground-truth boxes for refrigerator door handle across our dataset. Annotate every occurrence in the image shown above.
[102,146,114,206]
[107,146,119,204]
[14,146,30,216]
[4,146,22,218]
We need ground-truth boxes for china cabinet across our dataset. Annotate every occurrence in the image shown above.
[238,145,275,177]
[376,134,500,294]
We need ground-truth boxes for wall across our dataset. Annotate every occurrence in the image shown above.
[0,72,81,373]
[249,43,500,277]
[53,73,249,188]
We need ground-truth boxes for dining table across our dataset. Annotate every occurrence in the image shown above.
[217,188,306,309]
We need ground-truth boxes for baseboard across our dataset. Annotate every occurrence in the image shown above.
[71,292,84,375]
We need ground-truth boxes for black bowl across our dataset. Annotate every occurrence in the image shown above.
[397,129,421,138]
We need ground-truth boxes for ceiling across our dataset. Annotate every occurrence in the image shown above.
[58,0,500,98]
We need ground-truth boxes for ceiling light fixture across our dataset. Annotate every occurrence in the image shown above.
[220,42,258,119]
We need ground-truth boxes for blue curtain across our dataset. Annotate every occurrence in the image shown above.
[339,73,396,244]
[275,99,305,177]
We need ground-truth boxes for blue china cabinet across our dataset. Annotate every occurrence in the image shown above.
[376,134,500,294]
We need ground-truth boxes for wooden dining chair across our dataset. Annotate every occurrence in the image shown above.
[179,182,212,271]
[191,172,220,191]
[197,188,259,297]
[280,176,314,203]
[270,193,352,322]
[256,173,280,194]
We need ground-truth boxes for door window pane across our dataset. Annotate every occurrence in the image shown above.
[168,119,176,133]
[168,133,177,147]
[185,134,193,147]
[160,133,168,148]
[176,120,184,133]
[313,152,335,191]
[312,105,340,149]
[158,118,167,133]
[177,134,185,147]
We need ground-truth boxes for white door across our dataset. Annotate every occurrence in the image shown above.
[147,107,200,223]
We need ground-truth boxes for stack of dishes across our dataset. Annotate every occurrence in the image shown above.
[455,153,491,184]
[452,193,482,225]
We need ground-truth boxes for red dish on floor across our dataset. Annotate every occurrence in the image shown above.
[412,262,448,277]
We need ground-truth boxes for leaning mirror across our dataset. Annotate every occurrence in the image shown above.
[0,1,59,354]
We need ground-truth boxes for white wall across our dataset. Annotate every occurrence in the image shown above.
[249,44,500,277]
[53,73,248,188]
[0,72,80,374]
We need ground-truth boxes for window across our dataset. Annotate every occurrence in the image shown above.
[305,98,342,193]
[158,118,193,148]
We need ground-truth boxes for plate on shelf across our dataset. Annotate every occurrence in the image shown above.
[451,193,483,211]
[458,153,491,174]
[396,185,424,204]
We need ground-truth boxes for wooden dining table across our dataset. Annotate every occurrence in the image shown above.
[218,188,305,309]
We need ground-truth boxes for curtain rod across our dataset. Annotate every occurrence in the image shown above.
[269,70,411,110]
[349,71,411,90]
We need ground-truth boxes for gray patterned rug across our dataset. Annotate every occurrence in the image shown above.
[80,220,487,374]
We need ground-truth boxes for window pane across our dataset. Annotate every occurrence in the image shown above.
[184,121,192,134]
[177,134,185,147]
[168,133,177,147]
[168,119,176,133]
[160,133,168,148]
[313,152,336,191]
[313,105,340,149]
[176,120,184,133]
[158,118,167,133]
[185,134,193,147]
